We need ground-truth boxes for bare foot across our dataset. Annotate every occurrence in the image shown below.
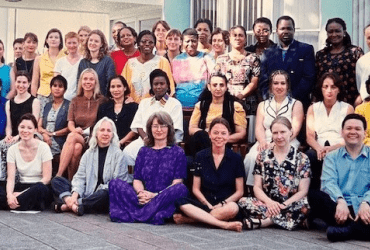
[223,221,243,232]
[173,213,196,224]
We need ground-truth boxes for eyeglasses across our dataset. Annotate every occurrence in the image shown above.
[151,124,168,130]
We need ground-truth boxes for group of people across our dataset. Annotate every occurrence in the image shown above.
[0,13,369,243]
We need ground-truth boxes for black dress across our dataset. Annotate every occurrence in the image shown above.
[97,99,138,140]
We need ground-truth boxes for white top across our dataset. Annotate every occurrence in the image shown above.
[54,56,82,101]
[130,96,184,142]
[356,52,370,100]
[7,141,53,183]
[263,96,300,148]
[313,101,348,146]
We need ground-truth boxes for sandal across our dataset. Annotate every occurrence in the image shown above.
[51,201,64,213]
[76,204,84,216]
[242,217,261,230]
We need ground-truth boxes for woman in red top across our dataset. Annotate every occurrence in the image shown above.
[110,27,140,75]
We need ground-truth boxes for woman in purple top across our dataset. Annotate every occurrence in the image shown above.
[109,111,188,225]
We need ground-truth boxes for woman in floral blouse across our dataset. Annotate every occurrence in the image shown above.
[238,116,311,230]
[315,18,364,106]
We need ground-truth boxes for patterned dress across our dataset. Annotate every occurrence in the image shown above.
[214,52,260,116]
[109,145,188,225]
[239,146,311,230]
[315,46,364,106]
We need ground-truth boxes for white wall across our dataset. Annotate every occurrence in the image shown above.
[16,9,109,55]
[3,8,109,63]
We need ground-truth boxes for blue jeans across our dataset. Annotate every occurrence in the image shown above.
[51,176,109,213]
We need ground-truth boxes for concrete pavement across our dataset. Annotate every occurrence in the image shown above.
[0,210,370,249]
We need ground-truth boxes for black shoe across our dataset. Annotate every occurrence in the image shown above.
[326,225,353,242]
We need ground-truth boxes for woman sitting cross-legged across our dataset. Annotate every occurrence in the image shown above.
[109,111,188,225]
[238,117,311,230]
[51,117,128,216]
[174,118,244,232]
[4,113,52,211]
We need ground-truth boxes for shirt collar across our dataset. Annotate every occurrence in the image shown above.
[341,145,369,159]
[150,94,169,107]
[205,147,232,159]
[268,146,296,165]
[277,39,295,50]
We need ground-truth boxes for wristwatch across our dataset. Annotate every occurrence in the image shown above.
[52,132,56,137]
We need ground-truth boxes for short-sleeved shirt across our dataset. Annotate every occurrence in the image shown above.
[134,145,187,193]
[190,101,247,132]
[7,141,53,183]
[111,49,140,75]
[254,146,311,203]
[38,50,65,97]
[193,147,245,205]
[68,95,106,129]
[54,56,82,101]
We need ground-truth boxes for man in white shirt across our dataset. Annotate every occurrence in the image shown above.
[356,24,370,103]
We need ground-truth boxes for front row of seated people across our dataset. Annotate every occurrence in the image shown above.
[0,69,369,241]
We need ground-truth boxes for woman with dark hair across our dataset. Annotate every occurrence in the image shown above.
[194,18,213,53]
[306,72,354,190]
[0,40,11,99]
[152,20,170,56]
[210,28,229,59]
[77,29,115,96]
[355,75,370,145]
[315,18,364,106]
[123,69,183,182]
[32,28,65,111]
[122,30,174,103]
[239,117,310,230]
[56,68,106,180]
[8,33,38,99]
[245,17,275,57]
[54,31,82,101]
[111,27,140,75]
[109,111,188,225]
[38,75,70,175]
[189,73,247,155]
[4,113,53,211]
[97,75,138,148]
[214,25,260,143]
[175,117,244,232]
[172,28,215,108]
[0,71,40,183]
[244,70,304,189]
[164,29,182,64]
[51,117,127,215]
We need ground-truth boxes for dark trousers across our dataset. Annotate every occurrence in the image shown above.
[0,181,7,210]
[51,176,109,213]
[308,190,370,240]
[0,182,52,211]
[188,130,211,157]
[305,149,323,190]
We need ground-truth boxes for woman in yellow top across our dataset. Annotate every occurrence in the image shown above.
[188,73,247,156]
[121,30,174,103]
[355,75,370,145]
[32,28,65,110]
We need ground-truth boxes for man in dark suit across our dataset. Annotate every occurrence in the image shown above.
[259,16,315,111]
